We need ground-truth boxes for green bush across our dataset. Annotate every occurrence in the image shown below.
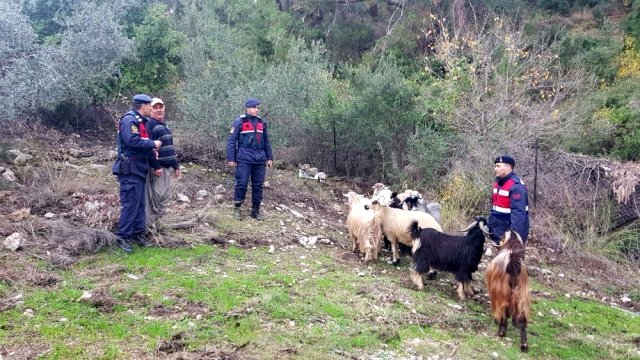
[119,4,185,94]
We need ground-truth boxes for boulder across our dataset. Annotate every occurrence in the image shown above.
[4,232,26,251]
[2,170,16,182]
[13,153,33,165]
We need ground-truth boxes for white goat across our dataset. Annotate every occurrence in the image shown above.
[343,192,382,263]
[367,200,442,264]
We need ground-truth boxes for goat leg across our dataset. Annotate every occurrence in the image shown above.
[410,269,424,290]
[498,317,507,337]
[463,281,475,296]
[517,316,528,352]
[426,268,438,280]
[456,283,466,301]
[391,240,400,265]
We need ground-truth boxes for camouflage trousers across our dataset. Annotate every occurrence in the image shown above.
[145,167,172,234]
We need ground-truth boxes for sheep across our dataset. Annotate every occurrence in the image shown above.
[407,217,492,300]
[485,230,531,352]
[383,192,414,255]
[366,200,442,265]
[371,183,393,205]
[343,192,383,263]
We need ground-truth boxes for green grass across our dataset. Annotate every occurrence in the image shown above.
[1,244,639,359]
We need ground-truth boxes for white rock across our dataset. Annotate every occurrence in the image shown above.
[87,164,107,171]
[214,184,226,194]
[196,190,209,198]
[279,220,285,226]
[565,293,571,299]
[77,291,92,302]
[126,274,140,280]
[0,166,5,173]
[621,294,631,303]
[268,245,275,254]
[484,247,493,256]
[4,233,26,251]
[23,309,35,317]
[214,194,225,203]
[44,212,56,219]
[196,314,203,320]
[2,170,16,182]
[448,304,463,311]
[59,317,68,322]
[8,149,22,156]
[177,194,190,203]
[84,201,104,212]
[289,208,304,218]
[492,352,499,359]
[558,273,565,278]
[13,153,33,165]
[288,320,295,327]
[307,236,317,246]
[319,238,331,245]
[314,172,327,181]
[263,181,271,188]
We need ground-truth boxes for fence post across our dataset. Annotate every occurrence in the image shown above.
[533,138,539,208]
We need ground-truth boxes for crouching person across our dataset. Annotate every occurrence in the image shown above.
[145,97,180,237]
[226,98,273,220]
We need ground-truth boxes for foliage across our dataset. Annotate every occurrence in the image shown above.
[0,1,133,123]
[176,1,332,155]
[119,4,186,94]
[421,13,589,176]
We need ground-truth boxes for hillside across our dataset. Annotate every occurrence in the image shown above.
[0,125,639,359]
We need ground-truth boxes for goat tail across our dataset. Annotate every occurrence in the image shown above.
[408,220,421,240]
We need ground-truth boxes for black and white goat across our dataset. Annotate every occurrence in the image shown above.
[408,217,492,300]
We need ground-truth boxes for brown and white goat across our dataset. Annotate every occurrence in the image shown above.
[485,230,531,352]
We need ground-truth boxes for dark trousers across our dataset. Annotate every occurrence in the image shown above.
[488,215,529,245]
[234,162,266,205]
[116,174,146,238]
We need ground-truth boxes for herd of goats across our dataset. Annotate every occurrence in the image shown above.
[343,184,531,352]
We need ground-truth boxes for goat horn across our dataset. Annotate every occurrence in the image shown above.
[459,220,478,232]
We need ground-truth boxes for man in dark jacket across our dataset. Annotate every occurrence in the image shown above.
[112,94,161,253]
[145,97,180,235]
[226,98,273,220]
[488,155,530,245]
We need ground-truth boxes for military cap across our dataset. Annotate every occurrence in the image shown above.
[132,94,152,104]
[494,155,516,167]
[244,98,260,108]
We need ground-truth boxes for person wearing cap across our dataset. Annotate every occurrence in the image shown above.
[488,155,530,245]
[112,94,162,253]
[226,98,273,220]
[144,97,180,235]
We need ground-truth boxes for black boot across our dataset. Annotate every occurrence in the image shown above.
[250,203,262,220]
[115,236,133,253]
[233,202,243,220]
[131,233,154,248]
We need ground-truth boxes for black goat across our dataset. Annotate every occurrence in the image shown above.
[408,217,491,300]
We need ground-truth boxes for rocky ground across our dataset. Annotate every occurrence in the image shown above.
[0,124,639,359]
